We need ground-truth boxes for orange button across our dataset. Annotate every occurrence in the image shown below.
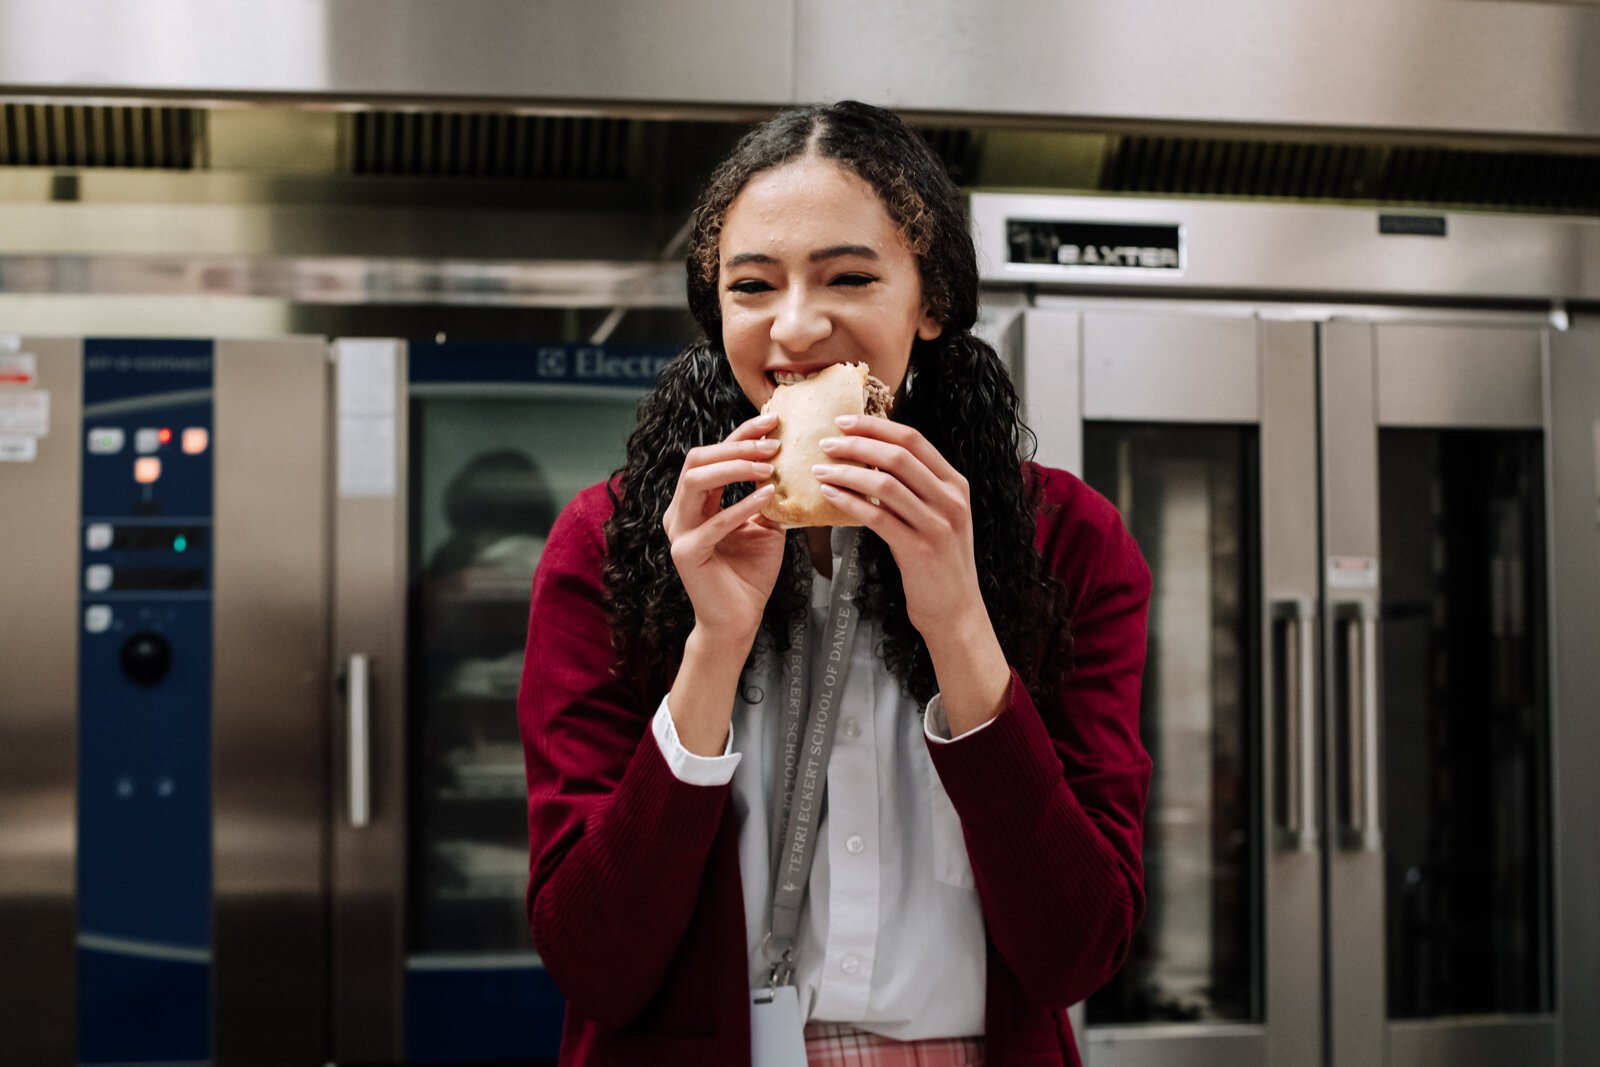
[134,457,162,484]
[181,427,209,455]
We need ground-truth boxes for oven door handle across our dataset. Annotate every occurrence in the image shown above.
[1273,597,1318,851]
[1335,601,1381,851]
[345,652,371,829]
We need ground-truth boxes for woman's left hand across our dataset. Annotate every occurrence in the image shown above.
[814,415,985,637]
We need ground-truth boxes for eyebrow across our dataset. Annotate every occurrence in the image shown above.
[723,244,882,269]
[809,244,880,263]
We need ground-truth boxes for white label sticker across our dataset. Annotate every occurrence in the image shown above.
[1327,555,1379,590]
[338,414,396,498]
[0,391,48,435]
[337,340,399,417]
[0,353,36,387]
[0,434,38,461]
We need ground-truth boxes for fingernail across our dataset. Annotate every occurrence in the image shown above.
[756,437,780,450]
[752,462,774,477]
[834,415,857,428]
[811,464,834,478]
[755,483,775,496]
[757,412,778,423]
[819,484,841,497]
[818,437,843,451]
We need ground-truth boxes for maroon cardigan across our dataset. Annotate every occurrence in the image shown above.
[517,462,1152,1067]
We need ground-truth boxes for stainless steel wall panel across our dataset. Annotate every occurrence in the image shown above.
[0,252,688,310]
[0,336,81,1067]
[212,337,330,1064]
[329,339,409,1062]
[971,195,1600,303]
[1547,326,1600,1067]
[796,0,1600,140]
[1375,323,1544,429]
[0,0,794,108]
[1082,313,1258,424]
[0,202,665,261]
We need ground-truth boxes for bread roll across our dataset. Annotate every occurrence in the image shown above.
[759,362,893,528]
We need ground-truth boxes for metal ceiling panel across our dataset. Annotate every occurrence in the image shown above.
[795,0,1600,141]
[0,0,794,108]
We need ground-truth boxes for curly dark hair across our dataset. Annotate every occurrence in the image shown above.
[602,100,1071,705]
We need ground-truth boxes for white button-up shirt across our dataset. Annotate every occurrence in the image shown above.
[650,529,994,1040]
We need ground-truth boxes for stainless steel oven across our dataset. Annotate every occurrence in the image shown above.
[982,191,1600,1067]
[0,335,331,1066]
[329,338,668,1064]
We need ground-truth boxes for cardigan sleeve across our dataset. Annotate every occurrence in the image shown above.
[925,481,1152,1008]
[517,486,732,1028]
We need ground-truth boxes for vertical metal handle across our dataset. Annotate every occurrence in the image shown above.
[1335,602,1381,850]
[1273,598,1318,851]
[347,653,371,829]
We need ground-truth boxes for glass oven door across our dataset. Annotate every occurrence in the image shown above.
[332,339,667,1064]
[1321,319,1575,1067]
[1010,307,1323,1067]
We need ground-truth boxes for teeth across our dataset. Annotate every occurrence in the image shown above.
[772,370,823,385]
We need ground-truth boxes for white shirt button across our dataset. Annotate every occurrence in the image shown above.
[845,834,865,855]
[841,956,861,976]
[841,718,861,739]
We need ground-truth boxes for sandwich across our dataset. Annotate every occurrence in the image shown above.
[759,362,894,528]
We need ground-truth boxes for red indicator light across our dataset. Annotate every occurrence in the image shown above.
[158,428,173,445]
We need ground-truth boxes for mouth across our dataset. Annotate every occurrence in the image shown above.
[767,362,867,389]
[769,369,824,387]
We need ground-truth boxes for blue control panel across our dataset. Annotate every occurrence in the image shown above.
[78,339,214,1065]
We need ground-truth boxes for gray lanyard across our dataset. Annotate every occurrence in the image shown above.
[763,527,864,990]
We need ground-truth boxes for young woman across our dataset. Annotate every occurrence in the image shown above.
[518,101,1152,1067]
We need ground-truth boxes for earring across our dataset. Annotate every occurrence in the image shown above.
[902,361,917,399]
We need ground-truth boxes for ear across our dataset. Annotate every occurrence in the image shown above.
[916,307,943,342]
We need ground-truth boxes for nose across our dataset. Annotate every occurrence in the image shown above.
[769,284,831,352]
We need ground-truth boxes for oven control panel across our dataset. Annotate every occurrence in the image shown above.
[77,339,214,1065]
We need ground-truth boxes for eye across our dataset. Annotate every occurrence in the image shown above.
[831,273,876,287]
[728,279,773,295]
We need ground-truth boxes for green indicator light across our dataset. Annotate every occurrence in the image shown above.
[173,535,188,552]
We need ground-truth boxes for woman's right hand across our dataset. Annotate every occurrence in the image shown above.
[663,412,786,643]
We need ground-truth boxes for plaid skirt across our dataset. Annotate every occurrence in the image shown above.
[802,1022,984,1066]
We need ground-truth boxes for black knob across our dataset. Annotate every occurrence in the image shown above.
[121,631,172,686]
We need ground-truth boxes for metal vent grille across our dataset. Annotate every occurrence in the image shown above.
[920,127,981,185]
[0,104,201,168]
[1376,147,1600,213]
[1100,135,1600,214]
[349,112,641,180]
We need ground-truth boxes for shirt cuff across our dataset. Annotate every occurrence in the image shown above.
[923,693,1001,745]
[651,696,741,785]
